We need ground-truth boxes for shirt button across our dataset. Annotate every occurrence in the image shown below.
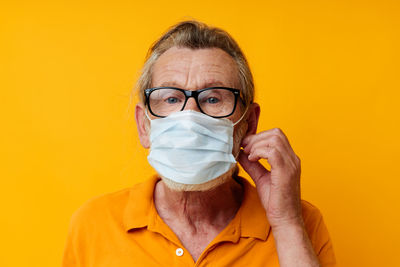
[176,248,184,256]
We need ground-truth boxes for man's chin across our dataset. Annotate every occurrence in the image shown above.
[160,165,238,192]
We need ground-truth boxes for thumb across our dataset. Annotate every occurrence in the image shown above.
[238,149,271,185]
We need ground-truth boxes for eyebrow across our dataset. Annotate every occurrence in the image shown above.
[158,82,181,87]
[158,80,228,89]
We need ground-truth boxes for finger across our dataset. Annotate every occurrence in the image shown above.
[243,132,297,163]
[242,129,293,155]
[242,128,290,146]
[247,137,292,159]
[269,128,292,147]
[238,150,271,184]
[244,137,293,169]
[247,144,286,169]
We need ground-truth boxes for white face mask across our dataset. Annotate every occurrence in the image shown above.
[146,110,246,185]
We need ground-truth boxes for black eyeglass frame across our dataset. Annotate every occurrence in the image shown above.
[144,86,242,118]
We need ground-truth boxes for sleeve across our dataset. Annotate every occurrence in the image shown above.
[61,190,123,267]
[61,210,84,267]
[61,198,99,267]
[301,200,337,267]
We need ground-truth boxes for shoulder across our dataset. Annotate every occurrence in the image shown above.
[300,200,336,265]
[62,180,156,266]
[301,200,323,222]
[69,187,131,229]
[69,177,157,230]
[300,200,326,237]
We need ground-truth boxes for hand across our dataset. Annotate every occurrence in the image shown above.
[238,128,303,230]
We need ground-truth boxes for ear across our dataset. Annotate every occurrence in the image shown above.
[135,103,150,149]
[244,102,260,136]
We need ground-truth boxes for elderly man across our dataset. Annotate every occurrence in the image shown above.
[62,21,336,266]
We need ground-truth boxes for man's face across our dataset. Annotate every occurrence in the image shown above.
[136,46,251,190]
[150,46,246,142]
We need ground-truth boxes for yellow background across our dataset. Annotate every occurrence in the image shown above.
[1,0,399,266]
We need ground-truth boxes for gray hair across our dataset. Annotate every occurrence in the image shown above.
[133,20,254,107]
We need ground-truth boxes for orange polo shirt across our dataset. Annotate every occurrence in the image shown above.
[62,176,336,266]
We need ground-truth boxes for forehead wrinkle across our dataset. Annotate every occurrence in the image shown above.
[152,47,239,90]
[194,59,238,89]
[152,65,188,88]
[201,50,239,88]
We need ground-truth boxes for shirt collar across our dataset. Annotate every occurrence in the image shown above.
[236,177,271,241]
[123,175,159,231]
[123,175,271,241]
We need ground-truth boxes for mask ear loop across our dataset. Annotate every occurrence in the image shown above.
[144,108,152,121]
[232,105,249,127]
[232,105,250,160]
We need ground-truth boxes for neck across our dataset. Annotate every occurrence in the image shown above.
[154,176,243,231]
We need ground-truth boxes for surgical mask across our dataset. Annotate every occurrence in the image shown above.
[146,109,246,185]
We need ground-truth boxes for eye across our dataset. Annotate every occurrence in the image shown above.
[206,97,220,104]
[165,97,179,104]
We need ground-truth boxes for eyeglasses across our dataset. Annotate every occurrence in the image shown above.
[144,87,241,118]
